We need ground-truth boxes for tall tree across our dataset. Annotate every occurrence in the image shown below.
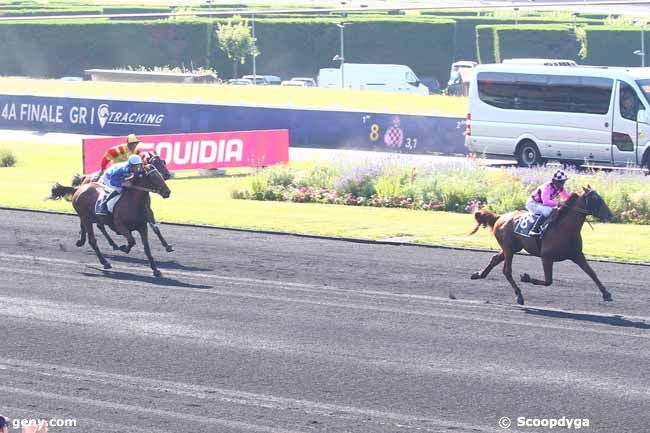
[216,16,259,79]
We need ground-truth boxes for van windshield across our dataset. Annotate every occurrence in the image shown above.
[406,71,419,86]
[636,79,650,105]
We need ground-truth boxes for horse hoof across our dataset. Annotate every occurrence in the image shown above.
[153,270,162,278]
[603,293,613,302]
[516,296,525,305]
[119,245,130,253]
[520,273,531,283]
[112,244,120,251]
[76,240,85,247]
[165,246,174,252]
[103,262,112,270]
[470,272,481,280]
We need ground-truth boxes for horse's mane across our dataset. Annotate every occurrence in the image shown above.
[557,192,580,220]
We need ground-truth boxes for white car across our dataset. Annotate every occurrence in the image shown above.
[281,80,308,87]
[289,77,316,87]
[227,78,252,85]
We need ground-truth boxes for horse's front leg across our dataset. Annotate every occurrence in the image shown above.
[521,257,554,286]
[572,254,612,301]
[502,249,525,305]
[471,251,504,280]
[138,225,161,277]
[114,224,136,254]
[146,205,173,252]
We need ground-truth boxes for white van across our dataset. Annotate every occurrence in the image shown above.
[317,63,429,95]
[502,58,578,67]
[465,63,650,169]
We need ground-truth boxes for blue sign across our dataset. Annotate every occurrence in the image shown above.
[0,95,466,154]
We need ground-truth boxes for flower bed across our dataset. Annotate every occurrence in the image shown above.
[232,158,650,224]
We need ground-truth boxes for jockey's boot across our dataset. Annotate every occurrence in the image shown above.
[98,190,119,216]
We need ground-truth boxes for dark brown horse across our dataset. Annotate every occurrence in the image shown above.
[72,152,174,252]
[51,165,171,276]
[469,186,614,305]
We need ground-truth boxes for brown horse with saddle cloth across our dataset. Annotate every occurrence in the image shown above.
[469,185,614,306]
[50,162,171,277]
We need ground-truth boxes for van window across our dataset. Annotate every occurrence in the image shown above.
[405,71,418,85]
[477,72,613,114]
[619,82,640,121]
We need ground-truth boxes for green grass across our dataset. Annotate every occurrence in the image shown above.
[1,77,468,117]
[1,140,648,263]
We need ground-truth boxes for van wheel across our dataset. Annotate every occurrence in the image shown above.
[516,141,542,167]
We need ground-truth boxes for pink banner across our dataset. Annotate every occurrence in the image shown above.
[82,130,289,174]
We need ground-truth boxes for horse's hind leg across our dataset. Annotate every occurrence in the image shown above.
[502,249,524,305]
[138,225,161,277]
[97,223,119,251]
[76,223,86,247]
[521,257,554,286]
[572,253,612,301]
[471,251,504,280]
[84,220,111,269]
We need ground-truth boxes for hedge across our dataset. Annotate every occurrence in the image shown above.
[491,24,580,63]
[580,26,650,66]
[0,8,104,17]
[211,17,456,81]
[476,25,497,64]
[440,16,598,64]
[0,20,211,78]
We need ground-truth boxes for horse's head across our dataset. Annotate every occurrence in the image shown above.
[144,152,171,180]
[580,186,613,221]
[136,164,171,199]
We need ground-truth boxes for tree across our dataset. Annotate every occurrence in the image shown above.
[216,16,259,79]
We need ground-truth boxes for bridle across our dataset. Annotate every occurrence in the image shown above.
[128,166,163,194]
[560,190,602,229]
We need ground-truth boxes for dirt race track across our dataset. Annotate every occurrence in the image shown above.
[0,208,648,433]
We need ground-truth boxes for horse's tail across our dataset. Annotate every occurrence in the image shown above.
[70,173,84,186]
[469,209,500,235]
[48,182,77,201]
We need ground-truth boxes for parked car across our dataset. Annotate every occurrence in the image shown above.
[281,80,308,87]
[242,75,282,85]
[227,78,252,85]
[289,77,316,87]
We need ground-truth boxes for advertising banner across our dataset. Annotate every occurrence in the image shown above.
[0,94,466,155]
[82,130,289,174]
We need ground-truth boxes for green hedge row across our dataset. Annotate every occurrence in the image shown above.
[485,24,580,63]
[211,17,455,81]
[580,26,650,66]
[475,25,496,64]
[0,17,455,81]
[0,8,104,17]
[475,24,649,67]
[450,16,599,62]
[0,20,210,78]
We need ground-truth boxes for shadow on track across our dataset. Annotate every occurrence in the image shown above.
[86,252,213,272]
[80,269,213,289]
[522,307,650,330]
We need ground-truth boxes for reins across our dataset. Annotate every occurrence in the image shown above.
[559,202,595,230]
[127,184,159,194]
